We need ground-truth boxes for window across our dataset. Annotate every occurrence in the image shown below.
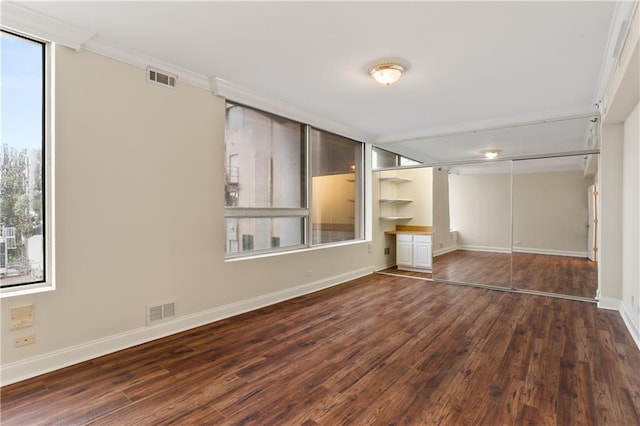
[310,128,361,244]
[372,146,421,169]
[224,103,363,256]
[1,30,47,290]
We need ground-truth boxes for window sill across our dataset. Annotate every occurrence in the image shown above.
[225,239,367,263]
[1,281,55,298]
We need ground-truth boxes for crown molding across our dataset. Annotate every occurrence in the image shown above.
[593,0,638,107]
[211,78,374,143]
[0,1,95,50]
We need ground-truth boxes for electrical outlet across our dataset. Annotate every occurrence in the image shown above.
[384,247,390,255]
[14,334,36,347]
[368,243,373,254]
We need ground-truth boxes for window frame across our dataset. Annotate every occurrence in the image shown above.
[372,146,421,169]
[0,30,55,298]
[224,103,365,259]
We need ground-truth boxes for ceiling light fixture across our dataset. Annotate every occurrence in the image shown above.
[481,149,502,159]
[367,59,410,86]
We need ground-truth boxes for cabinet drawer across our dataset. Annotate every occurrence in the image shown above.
[414,235,431,243]
[396,234,413,243]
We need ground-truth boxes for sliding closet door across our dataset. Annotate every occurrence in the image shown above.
[433,161,512,288]
[511,155,598,299]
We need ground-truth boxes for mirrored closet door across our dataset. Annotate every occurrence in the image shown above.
[511,155,599,299]
[432,161,512,289]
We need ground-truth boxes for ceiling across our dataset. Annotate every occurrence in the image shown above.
[3,1,625,164]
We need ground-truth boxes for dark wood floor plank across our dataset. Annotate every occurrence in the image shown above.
[1,273,638,425]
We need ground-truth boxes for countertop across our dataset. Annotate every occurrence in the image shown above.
[384,225,433,236]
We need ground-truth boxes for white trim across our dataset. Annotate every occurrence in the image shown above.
[433,246,458,257]
[81,36,211,90]
[0,34,56,299]
[457,245,512,254]
[597,297,622,311]
[513,247,589,258]
[0,266,373,386]
[594,0,638,108]
[0,1,95,50]
[375,109,597,145]
[620,302,640,351]
[212,78,373,143]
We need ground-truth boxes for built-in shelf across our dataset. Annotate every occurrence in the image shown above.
[379,175,413,220]
[379,176,412,183]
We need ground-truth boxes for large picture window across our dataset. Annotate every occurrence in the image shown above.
[1,30,47,289]
[224,103,363,257]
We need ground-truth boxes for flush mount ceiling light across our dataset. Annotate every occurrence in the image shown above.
[367,58,410,86]
[481,149,502,159]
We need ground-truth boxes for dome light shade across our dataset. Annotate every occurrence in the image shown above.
[367,59,409,86]
[481,149,502,159]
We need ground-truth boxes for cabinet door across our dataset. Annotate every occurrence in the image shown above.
[414,241,432,269]
[396,241,413,267]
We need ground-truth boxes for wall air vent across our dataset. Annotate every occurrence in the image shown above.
[146,67,177,88]
[147,302,176,325]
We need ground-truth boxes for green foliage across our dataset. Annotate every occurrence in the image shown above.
[1,145,42,261]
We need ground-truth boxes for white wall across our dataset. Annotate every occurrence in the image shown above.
[449,172,512,251]
[1,47,374,384]
[599,123,624,303]
[622,102,640,329]
[432,167,456,255]
[512,171,592,256]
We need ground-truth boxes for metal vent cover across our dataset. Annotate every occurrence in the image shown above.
[147,302,176,325]
[146,67,177,88]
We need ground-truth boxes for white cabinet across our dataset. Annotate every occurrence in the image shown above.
[396,235,413,266]
[396,234,432,272]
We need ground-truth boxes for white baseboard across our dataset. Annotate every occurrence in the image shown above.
[513,247,588,258]
[1,266,373,386]
[620,302,640,351]
[597,297,622,310]
[457,245,512,254]
[433,246,458,257]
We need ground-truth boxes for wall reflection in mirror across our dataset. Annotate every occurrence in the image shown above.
[377,115,600,300]
[431,154,598,299]
[510,155,598,298]
[432,161,512,288]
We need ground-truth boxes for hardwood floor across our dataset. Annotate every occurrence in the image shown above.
[433,250,511,288]
[512,252,598,298]
[430,250,597,298]
[2,274,638,425]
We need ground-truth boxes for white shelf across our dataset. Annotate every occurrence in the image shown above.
[379,198,412,203]
[379,175,413,220]
[379,176,412,183]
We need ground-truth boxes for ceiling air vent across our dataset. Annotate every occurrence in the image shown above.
[146,67,177,88]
